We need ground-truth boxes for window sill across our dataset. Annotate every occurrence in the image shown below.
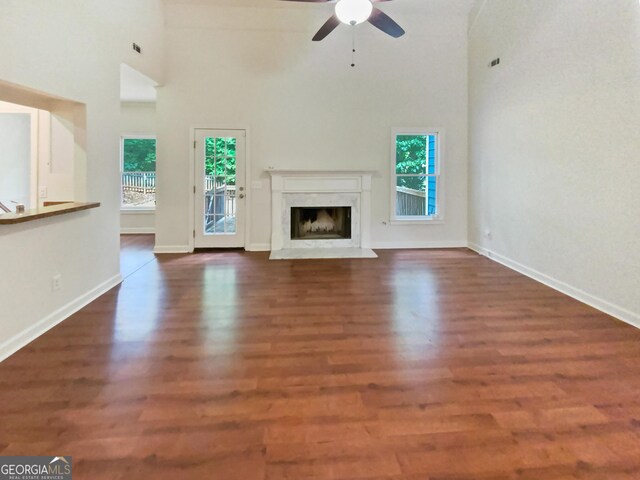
[121,208,156,214]
[390,218,445,226]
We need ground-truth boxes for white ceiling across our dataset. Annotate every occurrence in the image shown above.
[163,0,478,16]
[120,64,157,103]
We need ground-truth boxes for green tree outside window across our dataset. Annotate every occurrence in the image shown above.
[205,137,236,185]
[123,138,156,172]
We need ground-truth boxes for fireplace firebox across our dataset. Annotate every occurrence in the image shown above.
[290,207,351,240]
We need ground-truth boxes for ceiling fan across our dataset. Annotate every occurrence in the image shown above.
[282,0,405,41]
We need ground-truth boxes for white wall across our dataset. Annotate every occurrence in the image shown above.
[156,4,469,251]
[46,112,76,202]
[120,102,157,233]
[468,0,640,325]
[0,0,164,360]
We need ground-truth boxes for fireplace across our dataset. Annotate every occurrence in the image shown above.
[267,170,376,258]
[291,207,351,240]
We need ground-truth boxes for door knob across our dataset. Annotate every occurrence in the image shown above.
[239,193,245,199]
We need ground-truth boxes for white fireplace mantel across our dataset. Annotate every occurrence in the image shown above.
[268,170,375,253]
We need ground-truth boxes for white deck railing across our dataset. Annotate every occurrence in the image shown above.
[122,172,156,194]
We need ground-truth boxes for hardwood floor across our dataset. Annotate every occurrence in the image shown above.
[119,234,156,278]
[1,237,639,479]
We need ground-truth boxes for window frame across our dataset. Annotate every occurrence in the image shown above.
[120,134,157,212]
[390,127,444,225]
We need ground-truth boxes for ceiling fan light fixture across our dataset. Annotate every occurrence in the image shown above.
[335,0,373,26]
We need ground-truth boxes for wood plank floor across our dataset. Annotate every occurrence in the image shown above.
[120,234,156,278]
[1,237,639,479]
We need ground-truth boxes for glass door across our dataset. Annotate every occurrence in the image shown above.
[194,129,246,248]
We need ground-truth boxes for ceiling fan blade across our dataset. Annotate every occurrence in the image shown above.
[368,7,405,38]
[313,14,341,41]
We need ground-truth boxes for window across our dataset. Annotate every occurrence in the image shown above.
[391,129,441,222]
[120,136,156,209]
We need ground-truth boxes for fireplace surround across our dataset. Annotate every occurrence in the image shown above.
[268,170,375,258]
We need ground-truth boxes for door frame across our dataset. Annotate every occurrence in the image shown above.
[188,126,251,252]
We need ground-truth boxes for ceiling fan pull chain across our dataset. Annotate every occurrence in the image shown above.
[351,25,356,68]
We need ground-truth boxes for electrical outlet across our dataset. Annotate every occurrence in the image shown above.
[39,186,48,199]
[52,274,62,292]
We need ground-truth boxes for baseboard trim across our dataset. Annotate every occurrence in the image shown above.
[153,244,272,253]
[153,245,191,254]
[120,227,155,234]
[246,243,271,252]
[0,274,123,362]
[468,242,640,330]
[371,240,468,250]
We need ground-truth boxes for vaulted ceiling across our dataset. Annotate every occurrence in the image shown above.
[163,0,478,16]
